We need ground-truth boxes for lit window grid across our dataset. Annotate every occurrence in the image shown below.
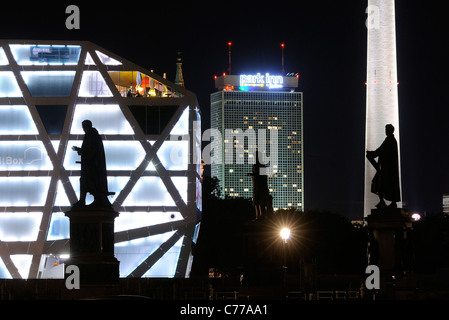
[0,40,201,279]
[210,90,303,210]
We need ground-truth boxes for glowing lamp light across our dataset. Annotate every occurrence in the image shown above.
[280,228,291,242]
[411,213,421,221]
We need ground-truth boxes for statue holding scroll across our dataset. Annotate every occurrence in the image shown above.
[366,124,401,209]
[72,120,113,208]
[248,152,273,219]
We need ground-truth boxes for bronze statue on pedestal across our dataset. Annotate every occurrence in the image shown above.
[366,124,401,209]
[248,152,273,219]
[72,120,113,208]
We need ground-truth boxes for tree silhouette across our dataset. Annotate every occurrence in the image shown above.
[192,178,368,277]
[411,212,449,274]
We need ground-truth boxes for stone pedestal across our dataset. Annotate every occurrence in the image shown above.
[64,207,120,285]
[365,208,413,273]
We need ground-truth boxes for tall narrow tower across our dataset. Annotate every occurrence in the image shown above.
[175,51,185,87]
[364,0,402,216]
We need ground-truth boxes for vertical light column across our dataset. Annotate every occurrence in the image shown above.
[364,0,402,216]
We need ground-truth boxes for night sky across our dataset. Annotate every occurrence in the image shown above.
[1,1,447,219]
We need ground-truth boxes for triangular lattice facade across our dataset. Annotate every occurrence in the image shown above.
[0,40,202,279]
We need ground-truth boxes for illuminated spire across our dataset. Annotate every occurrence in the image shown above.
[175,51,184,87]
[364,0,402,216]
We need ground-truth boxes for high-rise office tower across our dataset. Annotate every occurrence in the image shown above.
[364,0,402,216]
[210,73,303,211]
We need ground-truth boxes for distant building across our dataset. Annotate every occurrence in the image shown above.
[210,73,303,211]
[443,194,449,214]
[0,40,201,279]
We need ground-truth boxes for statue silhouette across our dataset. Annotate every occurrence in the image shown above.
[248,152,273,219]
[366,124,401,209]
[72,120,113,208]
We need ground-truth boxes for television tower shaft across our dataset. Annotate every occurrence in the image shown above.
[364,0,402,216]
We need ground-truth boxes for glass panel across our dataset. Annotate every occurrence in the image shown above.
[64,140,146,170]
[115,211,183,232]
[69,177,94,205]
[47,212,70,240]
[0,72,22,97]
[105,176,129,202]
[108,71,154,97]
[172,177,187,203]
[95,50,122,65]
[170,106,189,135]
[40,254,65,279]
[51,141,60,153]
[115,231,176,277]
[36,105,68,134]
[129,105,179,135]
[142,237,183,278]
[0,258,12,279]
[148,140,190,171]
[54,181,70,206]
[196,177,202,211]
[84,52,95,65]
[0,47,8,65]
[193,222,201,244]
[194,109,202,174]
[194,108,202,175]
[67,176,129,205]
[21,71,75,97]
[10,255,32,279]
[157,140,188,170]
[0,141,53,170]
[122,177,175,206]
[78,71,113,97]
[0,177,51,206]
[10,45,81,65]
[107,71,180,97]
[0,212,42,241]
[71,104,133,134]
[129,105,158,134]
[0,105,38,134]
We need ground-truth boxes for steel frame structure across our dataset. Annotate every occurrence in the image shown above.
[0,40,201,279]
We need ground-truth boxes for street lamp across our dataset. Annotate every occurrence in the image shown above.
[280,227,291,298]
[280,228,291,243]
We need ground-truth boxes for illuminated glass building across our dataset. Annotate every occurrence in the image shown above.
[0,40,201,279]
[210,74,303,211]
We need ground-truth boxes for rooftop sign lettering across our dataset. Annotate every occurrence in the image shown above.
[239,73,283,89]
